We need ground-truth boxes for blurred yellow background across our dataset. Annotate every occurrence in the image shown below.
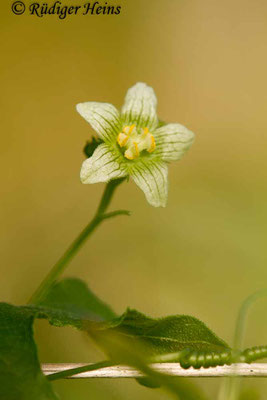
[1,0,267,398]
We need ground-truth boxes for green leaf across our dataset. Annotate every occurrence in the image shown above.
[37,280,212,398]
[0,277,226,400]
[38,278,116,322]
[0,279,230,398]
[0,303,58,400]
[83,324,209,400]
[31,280,229,362]
[34,281,229,361]
[95,308,229,357]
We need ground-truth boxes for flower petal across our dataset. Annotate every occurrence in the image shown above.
[121,83,158,130]
[76,102,122,142]
[131,161,168,207]
[154,123,195,162]
[80,144,127,184]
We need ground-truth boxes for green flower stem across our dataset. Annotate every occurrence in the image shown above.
[47,360,114,381]
[28,178,127,305]
[219,288,267,400]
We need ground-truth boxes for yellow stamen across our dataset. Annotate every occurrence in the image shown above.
[148,134,156,153]
[117,124,156,160]
[117,132,129,147]
[134,142,139,157]
[125,148,134,160]
[123,124,136,135]
[129,124,136,133]
[125,153,134,160]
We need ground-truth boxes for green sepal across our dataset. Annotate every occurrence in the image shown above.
[83,137,103,158]
[158,119,167,127]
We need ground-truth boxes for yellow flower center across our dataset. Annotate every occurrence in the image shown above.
[117,124,156,160]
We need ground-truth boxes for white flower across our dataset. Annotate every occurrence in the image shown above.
[77,83,194,207]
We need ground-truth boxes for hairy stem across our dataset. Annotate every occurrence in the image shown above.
[28,178,127,305]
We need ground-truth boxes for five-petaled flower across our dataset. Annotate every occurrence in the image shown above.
[77,83,195,207]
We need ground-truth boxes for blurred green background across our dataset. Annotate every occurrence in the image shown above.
[1,0,267,398]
